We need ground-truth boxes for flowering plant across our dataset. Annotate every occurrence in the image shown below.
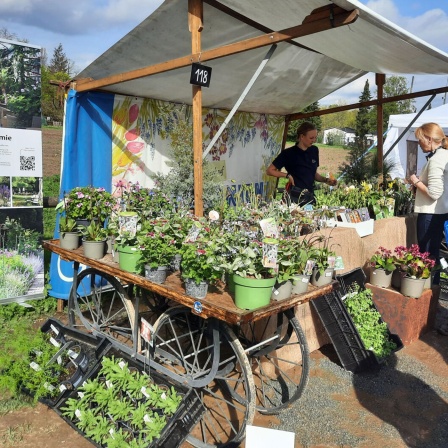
[369,246,395,272]
[137,219,177,268]
[60,186,116,223]
[180,238,224,285]
[115,181,175,219]
[393,244,435,279]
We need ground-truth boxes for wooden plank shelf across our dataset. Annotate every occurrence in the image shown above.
[43,239,337,325]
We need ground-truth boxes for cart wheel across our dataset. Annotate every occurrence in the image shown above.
[153,306,255,448]
[68,268,136,351]
[237,308,310,414]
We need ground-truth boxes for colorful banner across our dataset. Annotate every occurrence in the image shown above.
[0,38,44,303]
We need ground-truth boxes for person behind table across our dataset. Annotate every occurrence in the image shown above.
[409,122,448,286]
[266,121,337,204]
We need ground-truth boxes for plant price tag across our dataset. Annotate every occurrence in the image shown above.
[75,409,82,419]
[118,361,126,370]
[106,380,113,389]
[30,362,41,371]
[50,324,59,335]
[49,337,61,347]
[141,386,150,398]
[59,383,67,392]
[43,382,55,392]
[144,414,153,423]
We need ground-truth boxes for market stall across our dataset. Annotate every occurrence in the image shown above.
[44,1,448,446]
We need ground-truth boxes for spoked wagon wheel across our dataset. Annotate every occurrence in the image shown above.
[236,308,310,414]
[68,268,137,353]
[152,306,255,448]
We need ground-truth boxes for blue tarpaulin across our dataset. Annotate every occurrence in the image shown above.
[49,89,114,300]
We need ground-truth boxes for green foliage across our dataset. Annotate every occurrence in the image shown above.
[0,321,66,402]
[287,102,322,140]
[59,216,78,232]
[344,285,397,359]
[80,220,108,242]
[369,247,395,272]
[0,43,41,127]
[60,186,117,222]
[137,219,177,268]
[60,355,182,446]
[152,120,224,212]
[180,237,224,285]
[43,174,60,239]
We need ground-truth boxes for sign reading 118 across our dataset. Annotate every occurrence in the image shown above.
[190,62,212,88]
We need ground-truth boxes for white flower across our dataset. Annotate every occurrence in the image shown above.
[209,210,220,221]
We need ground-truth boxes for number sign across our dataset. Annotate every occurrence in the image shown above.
[190,62,212,87]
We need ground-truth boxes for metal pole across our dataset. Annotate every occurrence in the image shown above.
[203,44,277,159]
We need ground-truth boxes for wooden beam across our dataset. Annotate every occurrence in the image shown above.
[376,73,385,173]
[74,5,359,92]
[189,0,204,217]
[286,85,448,122]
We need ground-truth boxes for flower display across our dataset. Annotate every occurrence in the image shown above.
[393,244,435,279]
[137,219,177,268]
[60,186,116,223]
[369,246,395,272]
[180,238,223,285]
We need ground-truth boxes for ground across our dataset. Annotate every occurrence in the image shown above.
[42,128,64,178]
[1,307,447,447]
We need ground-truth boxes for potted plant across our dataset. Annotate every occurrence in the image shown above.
[80,220,108,260]
[309,244,337,287]
[393,244,435,298]
[180,238,223,299]
[223,239,277,310]
[369,246,396,288]
[58,216,81,250]
[137,219,177,284]
[61,186,116,225]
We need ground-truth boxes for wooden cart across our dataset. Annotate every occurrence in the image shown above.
[43,239,337,447]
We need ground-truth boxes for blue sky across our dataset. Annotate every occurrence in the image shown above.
[0,0,447,110]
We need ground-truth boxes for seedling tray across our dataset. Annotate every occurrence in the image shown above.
[55,345,205,448]
[312,290,402,373]
[24,318,111,408]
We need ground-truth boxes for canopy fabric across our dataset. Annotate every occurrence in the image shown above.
[75,0,448,116]
[384,103,448,179]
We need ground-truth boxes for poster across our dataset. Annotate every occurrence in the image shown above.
[0,38,44,303]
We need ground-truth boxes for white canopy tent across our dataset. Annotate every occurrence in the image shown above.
[71,0,448,214]
[75,0,448,115]
[384,104,448,179]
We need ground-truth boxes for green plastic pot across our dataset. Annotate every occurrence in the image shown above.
[232,274,276,310]
[117,245,142,274]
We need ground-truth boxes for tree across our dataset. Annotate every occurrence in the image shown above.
[287,101,322,141]
[49,43,73,76]
[320,101,357,132]
[41,65,70,122]
[370,75,415,132]
[0,28,28,43]
[0,40,41,127]
[338,80,373,183]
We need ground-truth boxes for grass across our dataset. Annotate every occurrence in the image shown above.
[0,422,32,446]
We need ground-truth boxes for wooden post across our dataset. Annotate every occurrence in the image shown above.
[376,73,385,175]
[189,0,204,217]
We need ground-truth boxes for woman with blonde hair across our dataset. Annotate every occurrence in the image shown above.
[409,122,448,334]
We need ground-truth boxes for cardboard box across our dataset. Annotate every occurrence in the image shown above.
[336,218,374,237]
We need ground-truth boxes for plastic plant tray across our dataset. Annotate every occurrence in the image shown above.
[54,345,205,448]
[20,318,111,408]
[312,289,402,373]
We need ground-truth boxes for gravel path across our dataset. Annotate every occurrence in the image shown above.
[270,299,448,448]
